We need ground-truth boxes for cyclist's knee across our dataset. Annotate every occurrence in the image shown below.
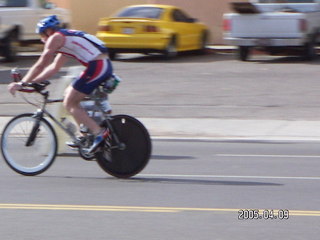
[63,100,71,113]
[64,99,78,114]
[63,87,86,113]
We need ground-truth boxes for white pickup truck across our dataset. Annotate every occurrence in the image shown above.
[0,0,70,62]
[223,0,320,61]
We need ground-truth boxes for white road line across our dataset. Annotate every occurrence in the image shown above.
[139,174,320,180]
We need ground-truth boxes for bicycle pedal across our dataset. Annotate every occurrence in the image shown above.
[81,147,99,155]
[66,143,80,148]
[66,137,85,148]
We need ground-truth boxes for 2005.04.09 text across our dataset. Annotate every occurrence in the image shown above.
[238,209,289,220]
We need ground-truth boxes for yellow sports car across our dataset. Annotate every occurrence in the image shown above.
[96,4,209,59]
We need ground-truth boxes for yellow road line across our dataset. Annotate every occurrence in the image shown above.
[0,204,319,216]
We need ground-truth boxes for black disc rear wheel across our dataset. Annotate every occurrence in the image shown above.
[95,115,152,178]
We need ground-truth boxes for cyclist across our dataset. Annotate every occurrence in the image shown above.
[8,15,113,153]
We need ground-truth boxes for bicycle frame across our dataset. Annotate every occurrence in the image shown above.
[22,83,123,149]
[26,89,78,142]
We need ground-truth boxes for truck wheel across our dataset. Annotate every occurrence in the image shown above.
[238,46,250,61]
[303,40,317,60]
[3,33,19,62]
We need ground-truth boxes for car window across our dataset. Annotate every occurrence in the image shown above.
[116,6,163,19]
[0,0,28,7]
[172,9,192,23]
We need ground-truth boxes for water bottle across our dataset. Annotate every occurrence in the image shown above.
[104,74,121,93]
[11,68,22,82]
[101,99,112,113]
[61,118,77,135]
[80,100,95,112]
[79,124,89,134]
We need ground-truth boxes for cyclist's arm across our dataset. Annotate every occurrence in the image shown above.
[8,33,65,95]
[21,32,65,84]
[30,53,68,83]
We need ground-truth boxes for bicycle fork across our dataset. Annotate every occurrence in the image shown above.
[25,110,43,147]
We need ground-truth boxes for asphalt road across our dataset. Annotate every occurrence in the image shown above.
[0,139,319,239]
[1,51,320,120]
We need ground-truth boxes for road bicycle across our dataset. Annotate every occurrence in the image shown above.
[0,73,152,178]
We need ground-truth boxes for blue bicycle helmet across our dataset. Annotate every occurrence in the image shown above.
[36,15,60,34]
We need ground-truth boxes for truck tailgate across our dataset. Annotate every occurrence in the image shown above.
[228,13,304,38]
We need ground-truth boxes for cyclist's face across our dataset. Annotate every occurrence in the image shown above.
[40,29,54,43]
[40,31,49,43]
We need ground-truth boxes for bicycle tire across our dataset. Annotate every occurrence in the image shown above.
[95,115,152,178]
[1,113,57,176]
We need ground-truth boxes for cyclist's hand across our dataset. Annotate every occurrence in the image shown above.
[8,82,22,96]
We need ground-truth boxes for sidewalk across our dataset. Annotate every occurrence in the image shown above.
[1,115,320,142]
[139,118,320,141]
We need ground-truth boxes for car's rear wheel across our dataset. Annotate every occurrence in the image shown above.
[109,50,117,60]
[303,37,317,60]
[3,32,19,62]
[198,31,208,54]
[163,36,177,59]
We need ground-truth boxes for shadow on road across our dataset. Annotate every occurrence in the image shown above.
[38,174,282,187]
[152,155,195,160]
[127,177,283,186]
[247,55,320,65]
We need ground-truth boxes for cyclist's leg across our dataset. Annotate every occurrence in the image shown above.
[64,59,113,149]
[65,58,112,135]
[63,85,101,135]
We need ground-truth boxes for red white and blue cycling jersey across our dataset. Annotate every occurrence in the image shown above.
[57,29,113,94]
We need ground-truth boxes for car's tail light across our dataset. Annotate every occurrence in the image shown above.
[144,25,159,32]
[223,18,231,32]
[99,25,112,32]
[299,19,307,32]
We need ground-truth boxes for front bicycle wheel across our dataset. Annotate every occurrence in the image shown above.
[95,115,152,178]
[1,113,57,176]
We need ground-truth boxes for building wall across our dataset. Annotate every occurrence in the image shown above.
[51,0,246,44]
[52,0,150,34]
[150,0,245,43]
